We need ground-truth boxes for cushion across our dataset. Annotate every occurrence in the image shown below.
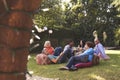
[75,62,92,68]
[92,55,100,65]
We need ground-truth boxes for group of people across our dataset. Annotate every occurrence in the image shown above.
[36,39,110,70]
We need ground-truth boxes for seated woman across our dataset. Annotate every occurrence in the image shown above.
[42,40,54,55]
[48,40,74,63]
[75,40,85,55]
[94,38,110,60]
[59,41,94,70]
[36,41,54,65]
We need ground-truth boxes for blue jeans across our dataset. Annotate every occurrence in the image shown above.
[53,47,63,56]
[66,55,87,68]
[48,47,62,63]
[48,47,73,63]
[59,48,73,63]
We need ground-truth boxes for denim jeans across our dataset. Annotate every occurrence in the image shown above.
[53,47,63,56]
[66,55,87,68]
[59,48,73,63]
[48,47,73,63]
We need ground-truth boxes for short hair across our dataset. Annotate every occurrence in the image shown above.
[85,41,94,48]
[67,39,74,44]
[44,41,51,47]
[94,38,99,41]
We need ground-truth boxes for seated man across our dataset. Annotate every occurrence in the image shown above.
[94,38,110,60]
[60,41,94,70]
[48,40,74,63]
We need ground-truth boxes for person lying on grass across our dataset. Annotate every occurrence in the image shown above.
[48,40,74,63]
[59,41,94,70]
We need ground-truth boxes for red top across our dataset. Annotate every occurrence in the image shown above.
[43,47,54,55]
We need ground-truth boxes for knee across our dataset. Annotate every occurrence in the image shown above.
[70,56,75,60]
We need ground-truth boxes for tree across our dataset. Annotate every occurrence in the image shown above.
[64,0,120,46]
[34,0,65,30]
[33,0,120,46]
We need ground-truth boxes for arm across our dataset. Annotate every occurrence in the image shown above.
[97,44,106,56]
[79,48,92,56]
[50,52,64,63]
[62,45,69,53]
[79,51,89,56]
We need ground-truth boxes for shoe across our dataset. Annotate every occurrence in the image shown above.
[59,67,69,70]
[69,65,78,71]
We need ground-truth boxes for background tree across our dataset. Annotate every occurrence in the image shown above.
[33,0,120,47]
[34,0,65,30]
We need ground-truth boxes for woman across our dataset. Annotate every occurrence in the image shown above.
[42,41,54,55]
[60,41,94,70]
[36,41,54,65]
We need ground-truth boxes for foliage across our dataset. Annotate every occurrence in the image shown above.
[112,0,120,12]
[34,0,65,30]
[65,0,120,45]
[33,0,120,46]
[28,50,120,80]
[114,27,120,46]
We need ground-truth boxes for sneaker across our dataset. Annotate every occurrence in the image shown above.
[69,65,78,71]
[59,67,69,70]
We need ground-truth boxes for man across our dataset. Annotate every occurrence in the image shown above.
[48,40,74,63]
[94,38,110,60]
[60,41,94,70]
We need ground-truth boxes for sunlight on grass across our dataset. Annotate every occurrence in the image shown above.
[89,74,106,80]
[28,50,120,80]
[111,64,119,67]
[105,50,120,54]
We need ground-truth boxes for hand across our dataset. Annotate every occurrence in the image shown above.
[59,52,64,56]
[78,47,83,51]
[80,40,83,47]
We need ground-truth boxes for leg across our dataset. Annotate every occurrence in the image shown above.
[59,48,73,63]
[48,55,58,63]
[54,47,62,56]
[48,52,64,63]
[66,56,82,68]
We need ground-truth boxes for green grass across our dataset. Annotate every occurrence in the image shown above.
[27,50,120,80]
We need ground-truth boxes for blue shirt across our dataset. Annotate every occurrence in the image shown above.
[79,48,94,61]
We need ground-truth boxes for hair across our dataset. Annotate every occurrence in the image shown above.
[66,39,74,44]
[85,41,94,48]
[94,38,100,43]
[44,41,51,47]
[94,38,98,41]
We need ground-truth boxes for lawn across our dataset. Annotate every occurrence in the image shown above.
[27,50,120,80]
